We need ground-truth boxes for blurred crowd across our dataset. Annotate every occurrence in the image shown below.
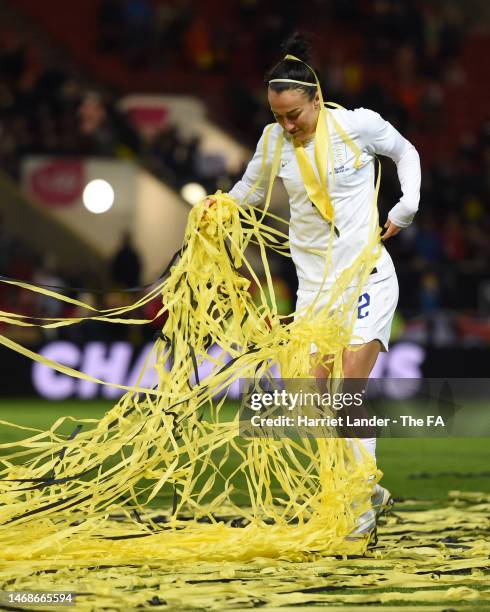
[0,221,167,347]
[0,0,489,348]
[0,26,242,191]
[92,0,470,144]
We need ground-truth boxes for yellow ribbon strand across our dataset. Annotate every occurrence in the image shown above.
[283,54,364,221]
[293,126,334,222]
[284,54,334,221]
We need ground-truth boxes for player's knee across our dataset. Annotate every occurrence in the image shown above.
[343,341,380,379]
[343,359,360,379]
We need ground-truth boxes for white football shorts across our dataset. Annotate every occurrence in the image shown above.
[295,271,399,352]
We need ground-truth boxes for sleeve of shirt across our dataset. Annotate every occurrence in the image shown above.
[355,108,421,228]
[228,123,277,206]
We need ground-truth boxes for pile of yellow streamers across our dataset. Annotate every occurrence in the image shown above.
[5,97,484,608]
[0,184,380,548]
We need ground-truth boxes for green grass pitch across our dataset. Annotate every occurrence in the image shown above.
[1,398,488,501]
[1,399,489,610]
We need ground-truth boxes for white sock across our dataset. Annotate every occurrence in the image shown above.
[359,437,377,460]
[348,437,377,462]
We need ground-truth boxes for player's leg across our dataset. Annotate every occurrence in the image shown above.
[343,339,381,379]
[297,281,395,537]
[342,339,381,459]
[343,275,399,539]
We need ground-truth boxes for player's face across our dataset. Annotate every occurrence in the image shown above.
[268,88,320,142]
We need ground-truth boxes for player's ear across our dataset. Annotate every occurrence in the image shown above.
[313,92,320,109]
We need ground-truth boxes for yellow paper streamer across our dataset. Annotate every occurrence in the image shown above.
[0,73,464,609]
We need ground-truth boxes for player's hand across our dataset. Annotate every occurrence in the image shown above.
[381,218,401,241]
[204,197,217,209]
[201,197,217,220]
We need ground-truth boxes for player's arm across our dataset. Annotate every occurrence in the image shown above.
[204,124,276,212]
[355,108,421,241]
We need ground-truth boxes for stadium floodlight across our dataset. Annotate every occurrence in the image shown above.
[181,182,207,206]
[82,179,115,214]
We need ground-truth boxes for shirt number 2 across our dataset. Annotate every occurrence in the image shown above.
[358,292,370,319]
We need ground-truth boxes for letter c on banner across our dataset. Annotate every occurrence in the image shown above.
[32,341,81,400]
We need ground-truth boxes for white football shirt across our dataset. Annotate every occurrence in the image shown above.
[229,107,421,291]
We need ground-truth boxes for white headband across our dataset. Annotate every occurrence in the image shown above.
[268,78,317,87]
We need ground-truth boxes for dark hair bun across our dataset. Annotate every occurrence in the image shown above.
[281,32,313,63]
[265,30,317,95]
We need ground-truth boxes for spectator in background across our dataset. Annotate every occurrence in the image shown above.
[419,271,441,314]
[111,231,142,289]
[413,215,442,269]
[153,0,192,69]
[78,91,140,156]
[121,0,155,68]
[32,253,65,319]
[441,212,468,263]
[185,16,213,70]
[97,0,125,54]
[418,79,445,131]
